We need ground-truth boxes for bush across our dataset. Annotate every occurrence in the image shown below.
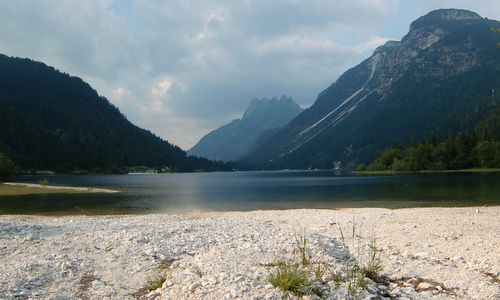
[473,140,500,168]
[0,152,16,182]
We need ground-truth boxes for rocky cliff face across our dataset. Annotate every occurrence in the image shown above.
[188,96,303,161]
[242,9,500,169]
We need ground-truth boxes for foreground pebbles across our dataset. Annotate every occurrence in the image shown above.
[0,207,499,299]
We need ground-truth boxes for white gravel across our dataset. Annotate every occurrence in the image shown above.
[0,207,499,299]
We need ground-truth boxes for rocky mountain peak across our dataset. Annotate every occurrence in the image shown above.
[242,95,299,121]
[242,9,499,169]
[188,96,303,161]
[410,9,482,31]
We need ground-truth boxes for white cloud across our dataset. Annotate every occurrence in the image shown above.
[110,87,129,104]
[152,79,173,98]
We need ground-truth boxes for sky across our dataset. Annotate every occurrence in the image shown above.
[0,0,499,150]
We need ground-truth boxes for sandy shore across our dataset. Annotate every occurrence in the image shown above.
[3,182,120,193]
[0,207,498,299]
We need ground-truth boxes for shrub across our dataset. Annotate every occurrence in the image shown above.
[37,178,49,186]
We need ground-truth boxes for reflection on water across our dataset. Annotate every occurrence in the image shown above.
[1,171,499,215]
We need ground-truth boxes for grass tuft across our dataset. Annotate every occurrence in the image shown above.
[193,265,204,278]
[269,262,309,295]
[347,266,366,297]
[361,237,382,280]
[313,264,326,282]
[294,233,310,266]
[145,273,167,292]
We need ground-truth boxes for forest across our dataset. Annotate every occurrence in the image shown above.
[358,105,500,172]
[0,54,234,173]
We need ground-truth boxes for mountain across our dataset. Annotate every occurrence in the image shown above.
[0,54,230,172]
[188,96,303,161]
[242,9,500,169]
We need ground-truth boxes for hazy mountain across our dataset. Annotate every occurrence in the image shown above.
[242,9,500,169]
[188,96,303,161]
[0,54,230,172]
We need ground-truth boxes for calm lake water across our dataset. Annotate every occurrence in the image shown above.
[1,171,499,215]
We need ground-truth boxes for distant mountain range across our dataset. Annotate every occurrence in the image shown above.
[188,96,303,161]
[0,54,230,172]
[242,9,500,169]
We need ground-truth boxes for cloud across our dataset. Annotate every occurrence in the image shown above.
[1,0,496,149]
[110,87,129,104]
[152,79,173,98]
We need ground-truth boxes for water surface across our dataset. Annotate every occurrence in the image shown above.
[1,171,499,214]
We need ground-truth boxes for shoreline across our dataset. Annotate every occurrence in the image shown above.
[0,206,498,299]
[355,167,500,176]
[1,182,120,194]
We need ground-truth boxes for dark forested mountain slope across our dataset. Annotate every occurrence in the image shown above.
[242,9,500,169]
[188,96,303,161]
[0,54,228,172]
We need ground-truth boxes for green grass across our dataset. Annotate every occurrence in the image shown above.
[294,234,310,266]
[145,274,167,292]
[193,266,203,278]
[313,264,326,282]
[268,263,310,295]
[347,267,366,296]
[361,238,382,280]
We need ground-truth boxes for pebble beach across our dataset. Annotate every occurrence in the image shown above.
[0,207,499,299]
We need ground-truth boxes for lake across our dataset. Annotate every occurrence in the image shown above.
[1,171,499,214]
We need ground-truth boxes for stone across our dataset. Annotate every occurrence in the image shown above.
[367,285,379,294]
[377,285,388,292]
[417,282,433,290]
[189,282,200,292]
[162,280,174,289]
[173,272,187,283]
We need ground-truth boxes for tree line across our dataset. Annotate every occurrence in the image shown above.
[0,152,15,182]
[358,134,499,172]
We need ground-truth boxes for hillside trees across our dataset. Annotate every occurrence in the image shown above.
[0,152,15,182]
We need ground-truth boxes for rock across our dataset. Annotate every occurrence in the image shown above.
[147,291,158,299]
[417,282,433,290]
[189,282,200,292]
[367,285,379,294]
[24,234,39,242]
[264,292,275,299]
[377,285,388,292]
[170,260,180,268]
[162,280,174,288]
[414,252,429,258]
[175,272,187,282]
